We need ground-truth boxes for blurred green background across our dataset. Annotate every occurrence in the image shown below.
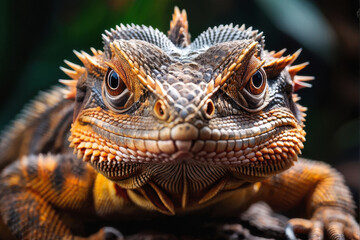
[0,0,358,211]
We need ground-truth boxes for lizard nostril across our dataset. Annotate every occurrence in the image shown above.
[203,99,215,118]
[154,99,168,120]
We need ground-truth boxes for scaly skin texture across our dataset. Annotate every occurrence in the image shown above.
[0,7,358,240]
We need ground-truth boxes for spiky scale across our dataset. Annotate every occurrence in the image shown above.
[288,62,309,78]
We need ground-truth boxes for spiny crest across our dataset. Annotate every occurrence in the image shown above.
[265,49,314,91]
[59,60,84,99]
[191,23,265,52]
[168,6,191,47]
[60,49,105,99]
[73,50,107,77]
[264,48,313,120]
[293,75,314,91]
[60,6,312,105]
[102,23,175,57]
[263,49,302,78]
[102,7,266,57]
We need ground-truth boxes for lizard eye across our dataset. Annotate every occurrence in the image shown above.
[106,69,126,96]
[233,67,268,111]
[246,69,266,95]
[103,68,133,111]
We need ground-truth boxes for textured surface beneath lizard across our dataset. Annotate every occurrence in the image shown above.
[99,202,292,240]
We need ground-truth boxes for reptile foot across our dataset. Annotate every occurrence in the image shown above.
[288,207,360,240]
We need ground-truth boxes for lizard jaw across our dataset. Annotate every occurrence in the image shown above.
[68,112,305,203]
[69,107,305,167]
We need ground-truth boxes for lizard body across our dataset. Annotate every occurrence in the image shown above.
[0,7,358,239]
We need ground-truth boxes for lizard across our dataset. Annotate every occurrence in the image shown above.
[0,6,359,240]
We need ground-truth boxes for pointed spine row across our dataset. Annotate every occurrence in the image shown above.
[192,23,265,52]
[168,6,190,47]
[60,49,106,99]
[263,49,301,78]
[265,49,314,93]
[59,60,85,99]
[267,49,313,120]
[170,6,188,31]
[73,50,107,78]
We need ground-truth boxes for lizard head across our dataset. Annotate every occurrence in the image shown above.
[61,7,310,214]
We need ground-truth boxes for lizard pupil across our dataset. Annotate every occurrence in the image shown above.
[251,71,263,89]
[108,70,120,90]
[159,107,164,115]
[245,68,267,96]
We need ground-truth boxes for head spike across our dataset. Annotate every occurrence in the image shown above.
[59,67,78,80]
[59,79,77,99]
[59,59,85,100]
[64,60,85,73]
[272,48,287,58]
[288,62,309,79]
[73,50,87,65]
[288,49,302,65]
[255,31,264,42]
[181,8,187,21]
[105,29,112,38]
[264,49,303,79]
[102,34,111,45]
[292,93,301,103]
[168,6,190,47]
[81,51,96,65]
[297,103,308,113]
[294,75,314,82]
[293,75,314,91]
[59,79,77,87]
[90,47,102,56]
[73,50,107,77]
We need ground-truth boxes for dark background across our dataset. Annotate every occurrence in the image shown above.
[0,0,358,216]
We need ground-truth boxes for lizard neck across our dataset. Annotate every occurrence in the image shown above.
[114,163,259,215]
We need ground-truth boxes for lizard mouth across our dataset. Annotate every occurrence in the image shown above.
[69,107,305,175]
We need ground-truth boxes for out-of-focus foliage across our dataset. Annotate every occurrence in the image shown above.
[0,0,358,205]
[255,0,336,62]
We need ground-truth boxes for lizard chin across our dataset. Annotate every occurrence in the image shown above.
[87,156,297,215]
[90,160,258,215]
